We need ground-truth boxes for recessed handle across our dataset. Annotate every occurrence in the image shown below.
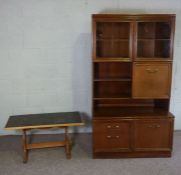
[98,33,103,38]
[148,124,161,128]
[146,68,159,73]
[156,124,160,128]
[115,135,120,138]
[107,125,111,128]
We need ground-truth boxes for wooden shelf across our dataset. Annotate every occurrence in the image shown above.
[94,78,131,82]
[94,97,131,100]
[93,106,170,117]
[135,57,172,61]
[137,38,170,41]
[93,58,132,62]
[97,38,129,41]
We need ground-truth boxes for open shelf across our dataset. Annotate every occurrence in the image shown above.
[94,81,131,99]
[93,99,169,117]
[94,62,132,79]
[93,106,169,117]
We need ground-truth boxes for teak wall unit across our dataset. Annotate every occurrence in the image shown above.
[92,14,175,158]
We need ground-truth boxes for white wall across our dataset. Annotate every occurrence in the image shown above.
[0,0,181,135]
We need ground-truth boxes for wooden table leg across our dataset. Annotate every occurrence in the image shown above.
[22,129,28,163]
[64,127,71,159]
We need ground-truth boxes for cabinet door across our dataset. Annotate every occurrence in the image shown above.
[136,21,174,60]
[134,119,173,151]
[93,21,133,60]
[132,63,171,98]
[93,120,132,152]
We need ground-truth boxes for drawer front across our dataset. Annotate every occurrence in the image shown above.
[132,63,171,98]
[93,120,132,152]
[134,119,173,151]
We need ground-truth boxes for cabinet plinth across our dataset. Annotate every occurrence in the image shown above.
[92,14,175,158]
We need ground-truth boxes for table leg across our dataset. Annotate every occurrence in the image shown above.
[64,127,71,159]
[22,129,28,163]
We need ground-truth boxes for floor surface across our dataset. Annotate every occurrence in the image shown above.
[0,132,181,175]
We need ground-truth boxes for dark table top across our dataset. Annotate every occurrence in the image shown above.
[5,112,84,130]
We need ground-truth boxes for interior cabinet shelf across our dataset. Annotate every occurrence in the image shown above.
[93,96,131,100]
[93,106,172,117]
[92,14,175,158]
[96,38,129,41]
[138,39,170,41]
[94,78,131,82]
[93,58,132,62]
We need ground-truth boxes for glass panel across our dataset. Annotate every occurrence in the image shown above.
[112,23,130,39]
[112,41,129,57]
[96,22,130,58]
[137,40,154,57]
[137,22,171,59]
[155,22,171,39]
[97,40,112,57]
[97,22,112,39]
[155,40,170,58]
[138,22,155,39]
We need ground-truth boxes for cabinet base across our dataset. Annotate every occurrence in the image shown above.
[93,151,172,158]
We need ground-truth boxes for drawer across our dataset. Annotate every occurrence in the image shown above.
[132,63,171,98]
[134,118,173,151]
[94,122,122,133]
[93,120,132,151]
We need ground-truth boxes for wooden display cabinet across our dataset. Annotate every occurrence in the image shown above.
[92,14,175,158]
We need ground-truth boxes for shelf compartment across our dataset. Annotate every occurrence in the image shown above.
[94,78,131,82]
[137,39,170,59]
[96,40,129,58]
[94,99,154,107]
[138,22,155,39]
[93,106,170,118]
[93,99,169,117]
[96,22,130,39]
[94,58,131,62]
[94,81,131,99]
[94,62,132,79]
[138,22,171,40]
[137,40,154,58]
[155,40,170,58]
[155,22,171,39]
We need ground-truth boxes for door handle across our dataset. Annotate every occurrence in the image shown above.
[146,68,158,73]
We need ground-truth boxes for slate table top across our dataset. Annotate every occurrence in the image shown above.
[5,111,84,130]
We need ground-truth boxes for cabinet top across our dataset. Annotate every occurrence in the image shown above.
[92,14,175,21]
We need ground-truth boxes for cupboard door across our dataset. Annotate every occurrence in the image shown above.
[93,120,132,152]
[132,63,171,98]
[134,119,173,151]
[136,21,173,60]
[93,21,133,60]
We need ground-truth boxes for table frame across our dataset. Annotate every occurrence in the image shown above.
[22,126,71,163]
[4,112,84,163]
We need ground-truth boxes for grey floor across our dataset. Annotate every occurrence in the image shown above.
[0,132,181,175]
